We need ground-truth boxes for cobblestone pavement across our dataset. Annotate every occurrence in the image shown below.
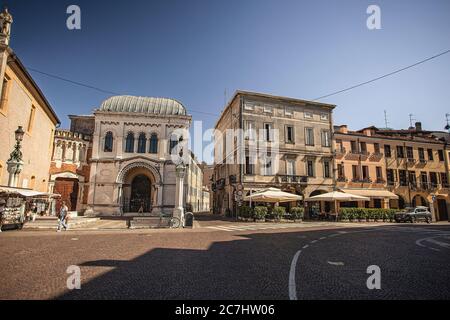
[0,223,449,299]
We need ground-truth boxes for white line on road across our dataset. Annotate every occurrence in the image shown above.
[289,250,302,300]
[327,261,345,266]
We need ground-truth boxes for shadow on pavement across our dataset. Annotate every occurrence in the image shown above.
[55,224,450,300]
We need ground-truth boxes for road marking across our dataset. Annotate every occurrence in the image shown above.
[310,240,318,243]
[327,261,345,266]
[302,244,309,249]
[289,250,302,300]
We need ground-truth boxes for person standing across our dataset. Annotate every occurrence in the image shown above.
[0,199,6,233]
[57,201,69,232]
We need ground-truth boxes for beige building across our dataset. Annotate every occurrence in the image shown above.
[335,123,449,221]
[213,91,335,216]
[186,151,204,212]
[199,162,214,212]
[0,9,59,192]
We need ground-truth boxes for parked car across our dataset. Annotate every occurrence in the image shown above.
[394,206,432,223]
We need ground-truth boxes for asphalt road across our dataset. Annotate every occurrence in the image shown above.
[0,223,449,300]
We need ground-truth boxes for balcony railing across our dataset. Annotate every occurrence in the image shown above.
[336,177,347,182]
[276,175,308,184]
[351,178,372,183]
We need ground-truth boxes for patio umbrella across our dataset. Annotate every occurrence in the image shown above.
[305,191,370,221]
[305,191,370,202]
[244,187,303,203]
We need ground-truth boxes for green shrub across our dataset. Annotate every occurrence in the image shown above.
[290,207,304,221]
[253,206,268,220]
[238,206,253,219]
[339,208,398,222]
[272,206,286,220]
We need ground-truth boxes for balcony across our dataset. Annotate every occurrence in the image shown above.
[351,178,372,184]
[369,152,384,162]
[346,150,369,161]
[335,148,346,160]
[407,158,416,165]
[276,175,308,184]
[374,178,386,184]
[336,177,347,183]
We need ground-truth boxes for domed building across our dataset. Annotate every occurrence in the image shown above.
[49,95,206,218]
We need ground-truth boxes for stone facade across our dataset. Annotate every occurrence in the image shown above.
[82,95,193,216]
[48,129,92,213]
[0,9,59,192]
[335,123,450,221]
[212,91,336,215]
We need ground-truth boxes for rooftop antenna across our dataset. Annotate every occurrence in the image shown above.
[445,113,450,132]
[384,110,389,129]
[224,88,227,107]
[408,113,415,129]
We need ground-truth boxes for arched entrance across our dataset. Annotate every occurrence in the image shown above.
[53,177,79,212]
[128,175,151,212]
[118,162,161,214]
[435,197,449,221]
[412,195,428,208]
[390,195,405,209]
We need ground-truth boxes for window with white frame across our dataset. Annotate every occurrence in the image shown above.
[244,103,254,111]
[323,160,331,178]
[286,159,296,176]
[304,111,313,119]
[305,127,314,146]
[264,123,274,142]
[320,113,329,121]
[244,120,255,140]
[285,107,293,116]
[321,130,331,147]
[263,104,273,113]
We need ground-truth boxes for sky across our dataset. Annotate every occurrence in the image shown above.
[5,0,450,162]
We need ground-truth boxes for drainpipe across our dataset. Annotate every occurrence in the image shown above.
[404,142,412,207]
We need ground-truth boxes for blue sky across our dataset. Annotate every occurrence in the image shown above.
[6,0,450,161]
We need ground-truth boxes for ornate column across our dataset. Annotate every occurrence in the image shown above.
[173,163,186,226]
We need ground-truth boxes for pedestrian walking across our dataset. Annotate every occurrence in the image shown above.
[57,201,69,232]
[0,199,5,233]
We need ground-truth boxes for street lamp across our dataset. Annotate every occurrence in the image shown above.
[6,126,25,187]
[14,126,25,142]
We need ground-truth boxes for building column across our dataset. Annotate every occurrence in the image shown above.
[173,164,186,226]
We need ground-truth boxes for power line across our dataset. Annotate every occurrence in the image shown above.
[27,48,450,116]
[27,67,221,117]
[313,49,450,101]
[27,67,120,95]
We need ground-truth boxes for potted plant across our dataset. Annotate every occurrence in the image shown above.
[290,207,304,222]
[253,206,268,221]
[272,206,285,222]
[239,206,253,221]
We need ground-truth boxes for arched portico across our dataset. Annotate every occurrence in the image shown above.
[116,161,162,215]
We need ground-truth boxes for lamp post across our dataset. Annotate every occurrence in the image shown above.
[6,126,25,187]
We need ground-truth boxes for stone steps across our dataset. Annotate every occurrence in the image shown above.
[128,217,172,229]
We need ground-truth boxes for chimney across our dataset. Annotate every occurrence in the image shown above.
[415,122,422,131]
[337,125,348,134]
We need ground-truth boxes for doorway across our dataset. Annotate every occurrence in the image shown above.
[129,175,151,213]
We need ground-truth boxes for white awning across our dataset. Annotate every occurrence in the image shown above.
[340,188,399,200]
[305,191,370,202]
[0,186,57,198]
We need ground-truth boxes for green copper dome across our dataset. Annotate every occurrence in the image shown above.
[99,96,187,116]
